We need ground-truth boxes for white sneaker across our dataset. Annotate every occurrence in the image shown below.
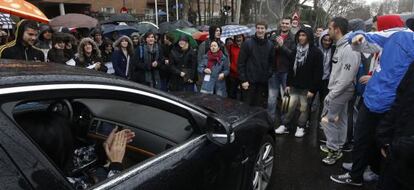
[294,127,305,137]
[275,125,289,134]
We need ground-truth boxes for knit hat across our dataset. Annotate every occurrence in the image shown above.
[178,35,189,42]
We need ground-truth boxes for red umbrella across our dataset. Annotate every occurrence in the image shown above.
[0,0,49,23]
[193,32,209,42]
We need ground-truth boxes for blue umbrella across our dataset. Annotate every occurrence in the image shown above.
[103,24,139,38]
[221,25,251,38]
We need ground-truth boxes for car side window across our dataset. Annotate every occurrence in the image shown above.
[0,146,32,189]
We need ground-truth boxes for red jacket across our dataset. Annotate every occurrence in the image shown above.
[227,44,241,78]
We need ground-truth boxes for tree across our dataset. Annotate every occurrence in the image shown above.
[270,0,309,21]
[345,5,372,20]
[315,0,360,27]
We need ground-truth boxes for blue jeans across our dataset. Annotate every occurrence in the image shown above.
[267,72,287,122]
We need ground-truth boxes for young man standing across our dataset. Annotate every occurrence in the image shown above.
[275,27,323,137]
[0,20,44,62]
[238,21,275,107]
[320,17,360,165]
[268,17,296,124]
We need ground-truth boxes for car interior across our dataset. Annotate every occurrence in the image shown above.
[6,97,200,187]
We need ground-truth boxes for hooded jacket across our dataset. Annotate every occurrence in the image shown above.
[348,15,411,113]
[349,19,367,33]
[35,24,53,50]
[111,36,134,78]
[287,27,323,94]
[47,32,70,64]
[376,61,414,189]
[0,20,45,61]
[74,37,107,73]
[377,15,404,32]
[237,34,275,83]
[318,30,335,81]
[324,32,361,120]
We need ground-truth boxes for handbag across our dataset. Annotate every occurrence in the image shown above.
[281,92,291,114]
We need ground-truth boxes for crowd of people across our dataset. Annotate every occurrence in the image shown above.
[1,15,414,189]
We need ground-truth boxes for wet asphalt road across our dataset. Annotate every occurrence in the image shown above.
[272,123,377,190]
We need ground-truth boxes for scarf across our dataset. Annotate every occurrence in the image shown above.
[293,44,309,75]
[320,47,332,80]
[207,50,223,69]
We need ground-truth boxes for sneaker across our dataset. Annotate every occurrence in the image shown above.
[275,125,289,134]
[294,127,305,137]
[363,166,379,182]
[320,144,330,153]
[330,172,363,186]
[322,150,343,165]
[342,162,352,171]
[342,143,353,152]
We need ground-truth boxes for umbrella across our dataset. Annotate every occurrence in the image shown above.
[180,27,199,34]
[221,25,251,38]
[159,21,178,33]
[170,29,198,48]
[175,27,208,42]
[193,32,209,41]
[0,0,49,23]
[180,27,208,41]
[134,21,159,34]
[102,13,136,24]
[50,14,97,29]
[103,24,139,38]
[0,13,15,29]
[172,19,194,28]
[197,25,210,32]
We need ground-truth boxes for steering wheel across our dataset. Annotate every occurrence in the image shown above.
[47,99,74,121]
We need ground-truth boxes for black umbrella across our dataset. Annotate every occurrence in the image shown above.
[159,20,195,34]
[101,13,137,24]
[103,24,139,38]
[133,22,159,34]
[159,22,178,34]
[172,20,194,28]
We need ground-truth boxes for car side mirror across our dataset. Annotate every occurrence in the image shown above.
[206,115,235,146]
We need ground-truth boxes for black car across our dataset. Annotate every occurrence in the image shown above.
[0,60,276,190]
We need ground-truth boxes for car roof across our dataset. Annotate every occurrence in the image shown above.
[0,59,126,86]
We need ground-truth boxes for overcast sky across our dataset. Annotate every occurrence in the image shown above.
[364,0,382,4]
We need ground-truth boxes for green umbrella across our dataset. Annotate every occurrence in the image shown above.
[170,29,198,48]
[180,27,199,34]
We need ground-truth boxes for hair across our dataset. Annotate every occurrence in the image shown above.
[225,38,233,43]
[373,16,378,23]
[331,17,348,35]
[165,33,175,43]
[143,31,155,41]
[15,111,74,172]
[282,17,292,23]
[209,25,222,40]
[210,39,220,47]
[256,20,268,29]
[22,20,39,32]
[102,38,113,48]
[113,35,134,56]
[77,37,101,62]
[52,32,66,46]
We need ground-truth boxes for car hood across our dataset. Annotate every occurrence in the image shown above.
[172,92,265,125]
